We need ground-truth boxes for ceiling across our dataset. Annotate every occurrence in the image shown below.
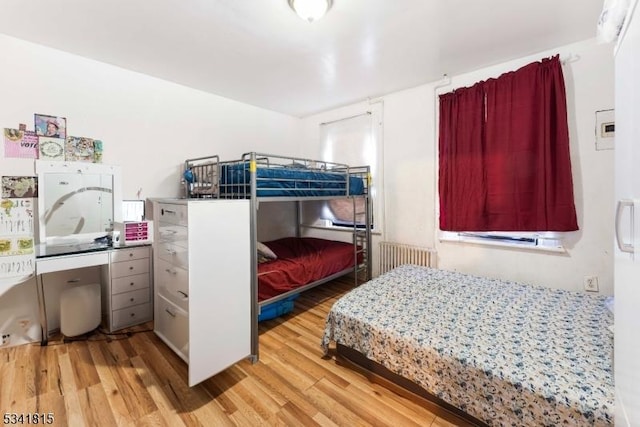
[0,1,603,117]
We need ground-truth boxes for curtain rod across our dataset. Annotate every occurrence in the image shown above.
[561,53,580,65]
[320,111,371,126]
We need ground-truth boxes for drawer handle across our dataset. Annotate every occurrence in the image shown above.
[165,268,177,275]
[130,313,136,317]
[130,282,135,286]
[130,298,135,302]
[165,308,176,318]
[177,290,188,299]
[129,266,134,270]
[129,253,134,257]
[164,209,177,215]
[166,248,177,255]
[67,278,81,283]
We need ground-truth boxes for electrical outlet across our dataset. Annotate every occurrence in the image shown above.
[584,275,599,292]
[1,334,10,346]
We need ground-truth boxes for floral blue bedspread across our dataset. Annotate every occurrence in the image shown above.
[321,265,614,426]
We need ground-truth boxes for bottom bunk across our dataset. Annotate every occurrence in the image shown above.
[321,265,614,426]
[257,237,363,321]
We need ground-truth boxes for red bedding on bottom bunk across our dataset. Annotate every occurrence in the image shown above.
[258,237,357,302]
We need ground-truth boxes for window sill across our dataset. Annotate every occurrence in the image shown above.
[439,234,567,254]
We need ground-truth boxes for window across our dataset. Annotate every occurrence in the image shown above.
[438,56,578,244]
[318,105,383,232]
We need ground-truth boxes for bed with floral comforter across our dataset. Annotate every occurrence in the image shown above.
[321,265,614,426]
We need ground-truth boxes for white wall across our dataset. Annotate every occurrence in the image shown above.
[0,34,300,346]
[301,38,615,294]
[0,35,301,199]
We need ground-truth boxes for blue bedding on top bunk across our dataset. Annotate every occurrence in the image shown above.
[220,163,365,197]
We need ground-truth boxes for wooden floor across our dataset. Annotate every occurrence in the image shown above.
[0,277,472,426]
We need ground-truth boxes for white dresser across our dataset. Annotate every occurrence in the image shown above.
[101,245,153,332]
[153,198,251,387]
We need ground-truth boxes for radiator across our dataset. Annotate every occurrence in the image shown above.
[379,241,437,274]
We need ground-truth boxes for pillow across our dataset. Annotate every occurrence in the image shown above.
[257,254,272,264]
[257,241,277,259]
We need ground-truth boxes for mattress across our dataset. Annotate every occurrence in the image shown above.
[258,237,358,302]
[321,265,614,426]
[220,164,365,197]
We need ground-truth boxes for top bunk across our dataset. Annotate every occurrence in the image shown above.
[183,152,370,201]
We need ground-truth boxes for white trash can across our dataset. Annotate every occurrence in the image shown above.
[60,283,101,337]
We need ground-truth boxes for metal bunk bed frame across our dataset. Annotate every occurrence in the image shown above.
[183,152,372,362]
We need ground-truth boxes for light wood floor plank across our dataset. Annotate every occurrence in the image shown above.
[77,383,119,427]
[87,340,135,427]
[68,342,101,390]
[58,351,86,426]
[0,359,17,412]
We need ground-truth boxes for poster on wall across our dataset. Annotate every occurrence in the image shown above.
[3,129,38,159]
[1,176,38,199]
[0,198,35,280]
[34,114,66,139]
[38,137,65,161]
[65,136,95,162]
[93,140,103,163]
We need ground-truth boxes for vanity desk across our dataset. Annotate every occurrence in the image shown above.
[35,243,152,345]
[34,160,151,346]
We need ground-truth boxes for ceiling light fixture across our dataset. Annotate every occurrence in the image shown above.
[288,0,333,22]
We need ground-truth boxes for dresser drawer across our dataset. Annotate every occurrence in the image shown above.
[112,302,152,330]
[155,258,189,311]
[111,258,150,278]
[157,203,188,226]
[111,246,150,263]
[157,223,188,247]
[112,272,150,294]
[157,242,188,270]
[112,288,150,310]
[155,295,189,360]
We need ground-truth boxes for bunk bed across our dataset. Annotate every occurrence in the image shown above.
[183,152,372,361]
[321,265,614,426]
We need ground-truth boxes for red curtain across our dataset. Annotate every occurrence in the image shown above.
[439,55,578,232]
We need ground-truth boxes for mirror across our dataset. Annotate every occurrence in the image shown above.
[36,161,122,244]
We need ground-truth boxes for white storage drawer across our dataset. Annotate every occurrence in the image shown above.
[111,258,150,278]
[155,295,189,360]
[156,258,189,311]
[158,203,188,226]
[112,302,152,330]
[111,273,150,295]
[157,242,188,270]
[157,223,188,247]
[111,246,150,263]
[112,288,150,310]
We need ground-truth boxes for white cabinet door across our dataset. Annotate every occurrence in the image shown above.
[187,200,251,387]
[614,2,640,425]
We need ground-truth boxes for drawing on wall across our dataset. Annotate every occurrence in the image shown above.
[4,128,38,159]
[1,176,38,199]
[34,114,67,139]
[65,136,95,162]
[38,137,65,161]
[0,198,35,278]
